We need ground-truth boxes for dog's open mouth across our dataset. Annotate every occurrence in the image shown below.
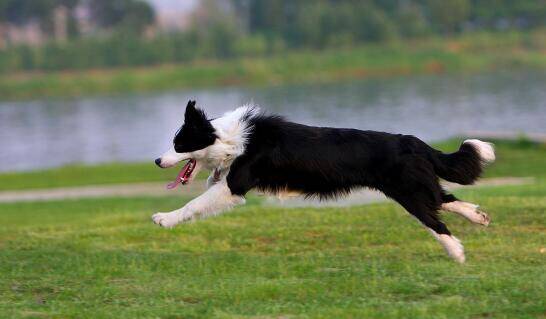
[166,159,196,189]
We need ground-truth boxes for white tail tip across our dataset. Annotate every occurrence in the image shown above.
[464,139,496,163]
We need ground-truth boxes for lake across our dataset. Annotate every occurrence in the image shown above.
[1,70,545,172]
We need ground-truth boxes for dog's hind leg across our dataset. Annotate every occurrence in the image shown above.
[398,198,466,263]
[384,156,465,262]
[441,192,490,226]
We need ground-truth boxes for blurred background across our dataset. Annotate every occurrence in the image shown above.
[0,0,545,172]
[1,3,546,316]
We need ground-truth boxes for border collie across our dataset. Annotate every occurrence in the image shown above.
[153,100,495,263]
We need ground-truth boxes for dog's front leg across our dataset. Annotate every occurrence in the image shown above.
[152,181,245,228]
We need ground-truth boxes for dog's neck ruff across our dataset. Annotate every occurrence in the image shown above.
[208,105,258,169]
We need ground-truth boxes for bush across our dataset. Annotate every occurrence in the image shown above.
[234,34,268,57]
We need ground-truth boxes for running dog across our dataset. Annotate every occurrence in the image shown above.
[153,100,495,263]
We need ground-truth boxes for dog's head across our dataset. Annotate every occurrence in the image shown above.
[172,100,216,156]
[155,100,216,168]
[155,100,255,188]
[155,100,217,186]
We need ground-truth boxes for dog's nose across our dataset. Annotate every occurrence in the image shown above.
[154,158,162,167]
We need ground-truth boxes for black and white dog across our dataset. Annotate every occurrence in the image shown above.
[154,100,495,263]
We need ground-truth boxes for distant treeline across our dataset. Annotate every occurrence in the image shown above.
[234,0,546,46]
[0,0,154,37]
[0,0,545,73]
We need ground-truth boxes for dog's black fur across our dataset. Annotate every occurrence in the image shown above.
[224,111,485,237]
[173,101,217,153]
[170,102,488,238]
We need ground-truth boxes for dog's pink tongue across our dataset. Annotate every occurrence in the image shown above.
[166,160,195,189]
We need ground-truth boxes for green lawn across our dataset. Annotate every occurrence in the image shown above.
[0,140,545,318]
[0,162,176,191]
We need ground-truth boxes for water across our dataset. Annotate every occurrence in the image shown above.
[1,71,545,172]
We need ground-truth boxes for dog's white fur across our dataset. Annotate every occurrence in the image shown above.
[152,106,254,227]
[157,147,189,168]
[442,201,490,226]
[152,181,245,227]
[428,230,466,263]
[464,139,496,163]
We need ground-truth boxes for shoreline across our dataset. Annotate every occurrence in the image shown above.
[1,32,545,101]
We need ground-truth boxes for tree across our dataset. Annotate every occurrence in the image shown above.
[89,0,154,34]
[120,0,155,34]
[191,0,242,58]
[427,0,470,33]
[396,2,428,38]
[57,0,80,38]
[0,0,8,21]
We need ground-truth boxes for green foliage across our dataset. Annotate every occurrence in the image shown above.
[234,34,268,56]
[427,0,471,33]
[1,0,546,73]
[1,31,545,100]
[89,0,154,35]
[238,0,546,49]
[396,2,429,38]
[0,0,154,39]
[469,0,546,28]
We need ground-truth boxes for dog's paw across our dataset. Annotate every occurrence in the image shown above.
[476,209,491,226]
[152,212,180,228]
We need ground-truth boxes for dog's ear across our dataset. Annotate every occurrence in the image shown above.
[184,100,208,124]
[184,100,199,120]
[184,100,196,115]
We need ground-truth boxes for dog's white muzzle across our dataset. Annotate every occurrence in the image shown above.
[155,147,190,168]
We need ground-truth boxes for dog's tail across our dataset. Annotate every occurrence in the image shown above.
[430,139,495,185]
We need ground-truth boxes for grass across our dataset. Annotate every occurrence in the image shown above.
[0,161,216,191]
[0,162,177,191]
[0,140,545,318]
[1,30,545,100]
